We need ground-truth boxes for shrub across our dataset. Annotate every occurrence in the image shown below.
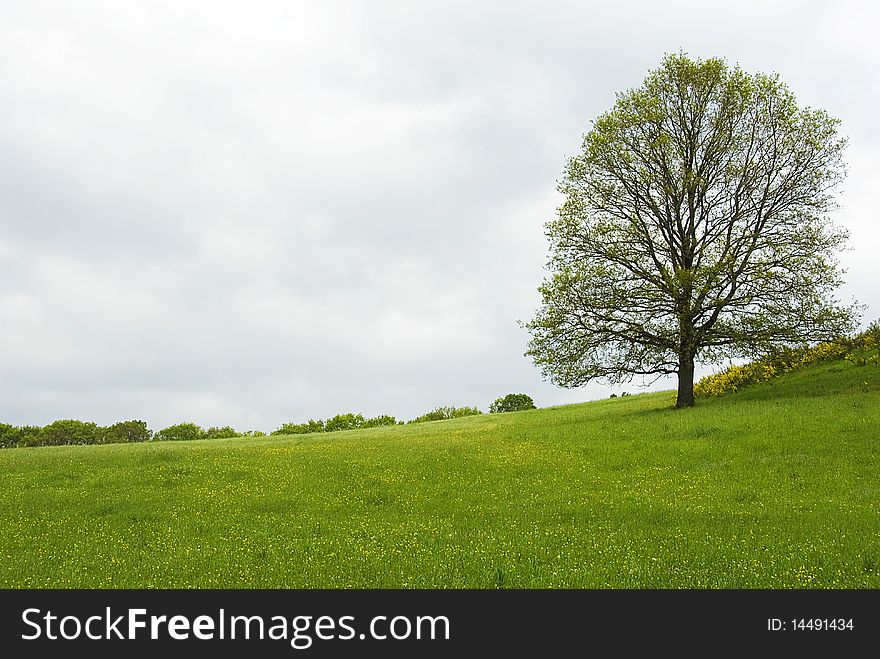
[363,415,397,428]
[324,413,366,432]
[103,420,152,444]
[202,426,239,439]
[408,406,482,424]
[864,320,880,344]
[240,430,267,438]
[271,419,325,436]
[695,323,880,397]
[38,419,102,446]
[154,422,204,442]
[844,320,880,365]
[14,426,42,448]
[0,423,20,449]
[489,393,536,413]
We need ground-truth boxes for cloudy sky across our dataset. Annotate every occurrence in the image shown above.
[1,0,877,431]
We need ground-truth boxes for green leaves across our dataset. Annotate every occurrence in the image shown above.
[0,420,152,447]
[154,423,205,442]
[527,53,856,403]
[408,406,482,424]
[489,394,537,414]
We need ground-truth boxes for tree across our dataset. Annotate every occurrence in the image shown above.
[271,419,325,436]
[39,419,102,446]
[324,413,366,432]
[202,426,240,439]
[0,423,20,449]
[408,406,482,424]
[363,414,398,428]
[154,422,204,442]
[103,420,152,444]
[489,393,536,413]
[526,53,858,408]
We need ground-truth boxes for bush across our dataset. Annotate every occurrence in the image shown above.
[0,424,15,448]
[271,419,325,436]
[270,413,396,436]
[154,422,204,442]
[202,426,239,439]
[408,406,482,424]
[489,393,536,413]
[14,426,42,448]
[38,419,102,446]
[324,413,366,433]
[865,320,880,344]
[103,420,152,444]
[695,323,880,397]
[844,320,880,365]
[0,423,20,449]
[3,420,152,448]
[363,415,397,428]
[240,430,267,438]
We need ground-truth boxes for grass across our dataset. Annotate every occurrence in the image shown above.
[1,359,878,588]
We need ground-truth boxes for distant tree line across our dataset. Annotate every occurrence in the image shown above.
[271,413,400,436]
[0,393,537,449]
[0,419,152,449]
[406,406,482,424]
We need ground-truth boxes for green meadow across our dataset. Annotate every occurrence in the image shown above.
[1,358,878,588]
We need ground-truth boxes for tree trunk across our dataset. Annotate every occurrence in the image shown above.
[676,354,695,408]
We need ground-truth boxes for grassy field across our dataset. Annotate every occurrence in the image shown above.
[1,359,878,588]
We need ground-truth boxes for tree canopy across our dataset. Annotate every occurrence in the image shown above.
[526,53,858,408]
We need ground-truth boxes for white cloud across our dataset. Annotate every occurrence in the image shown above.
[0,0,877,430]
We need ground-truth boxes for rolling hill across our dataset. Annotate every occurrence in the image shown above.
[1,356,878,588]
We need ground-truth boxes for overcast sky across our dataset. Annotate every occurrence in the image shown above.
[1,0,877,431]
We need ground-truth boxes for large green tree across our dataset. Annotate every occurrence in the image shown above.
[526,53,858,408]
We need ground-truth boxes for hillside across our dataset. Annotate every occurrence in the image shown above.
[1,357,878,588]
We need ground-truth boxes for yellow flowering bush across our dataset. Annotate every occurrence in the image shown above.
[695,322,880,397]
